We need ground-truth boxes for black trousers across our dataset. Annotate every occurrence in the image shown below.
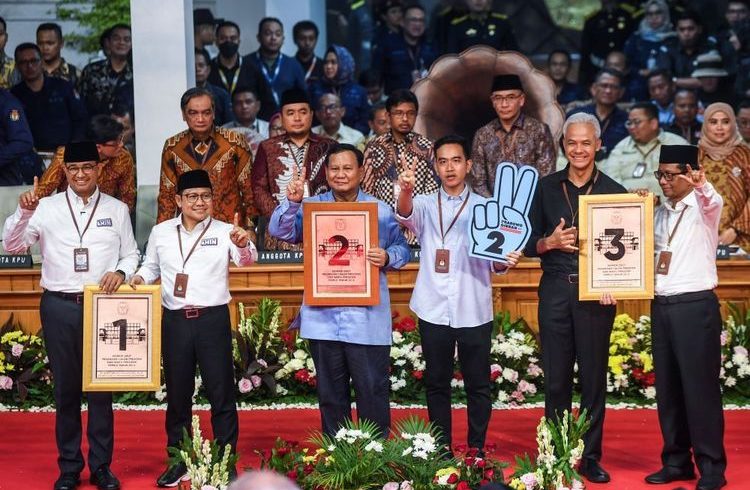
[40,291,114,474]
[419,319,493,450]
[308,339,391,437]
[651,291,726,482]
[538,274,615,462]
[162,305,238,452]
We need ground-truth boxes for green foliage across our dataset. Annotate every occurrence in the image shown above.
[390,416,451,489]
[56,0,131,53]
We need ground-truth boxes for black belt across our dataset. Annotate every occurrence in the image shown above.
[654,289,714,305]
[549,272,579,284]
[44,290,84,304]
[164,304,225,320]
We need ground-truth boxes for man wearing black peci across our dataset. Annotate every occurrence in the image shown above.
[645,145,727,490]
[524,112,626,484]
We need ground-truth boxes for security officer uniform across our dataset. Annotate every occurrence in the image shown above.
[579,6,637,85]
[445,11,518,54]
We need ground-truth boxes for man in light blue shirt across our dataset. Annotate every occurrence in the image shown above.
[396,134,520,453]
[269,143,410,437]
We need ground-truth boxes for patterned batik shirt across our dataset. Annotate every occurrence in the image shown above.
[0,52,17,89]
[470,114,556,197]
[158,126,255,229]
[36,145,137,212]
[362,130,438,246]
[45,58,82,88]
[79,59,133,116]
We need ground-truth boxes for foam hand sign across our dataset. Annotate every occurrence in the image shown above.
[469,162,538,263]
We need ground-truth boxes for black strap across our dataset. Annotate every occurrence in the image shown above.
[561,170,599,227]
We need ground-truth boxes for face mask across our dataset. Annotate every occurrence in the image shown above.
[218,41,239,58]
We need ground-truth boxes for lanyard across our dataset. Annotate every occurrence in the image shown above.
[304,57,316,81]
[286,140,309,173]
[664,206,688,250]
[176,218,213,272]
[635,140,659,160]
[258,53,283,105]
[65,191,102,247]
[406,44,423,71]
[437,190,470,247]
[561,170,599,227]
[218,57,242,94]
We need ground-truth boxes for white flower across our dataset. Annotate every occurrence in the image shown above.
[496,391,509,403]
[401,447,412,456]
[293,349,307,360]
[392,331,404,343]
[364,440,383,453]
[725,376,737,387]
[502,368,519,382]
[643,386,656,399]
[286,359,305,371]
[450,378,464,388]
[154,384,167,402]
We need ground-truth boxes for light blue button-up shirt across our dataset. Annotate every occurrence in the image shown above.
[397,186,498,328]
[269,189,410,345]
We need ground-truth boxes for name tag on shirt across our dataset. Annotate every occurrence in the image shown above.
[201,237,218,246]
[96,218,113,227]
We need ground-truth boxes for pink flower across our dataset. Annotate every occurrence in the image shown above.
[250,375,262,388]
[0,375,12,390]
[511,390,525,402]
[734,346,748,357]
[238,378,253,393]
[518,380,537,395]
[382,483,400,490]
[720,330,728,346]
[527,363,543,377]
[11,344,23,357]
[257,359,268,368]
[571,479,585,490]
[520,473,538,489]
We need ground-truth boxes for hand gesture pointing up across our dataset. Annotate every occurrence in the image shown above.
[19,176,40,211]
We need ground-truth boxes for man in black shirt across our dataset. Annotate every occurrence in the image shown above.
[524,111,626,485]
[293,20,324,84]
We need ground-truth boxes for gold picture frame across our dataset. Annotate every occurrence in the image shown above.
[578,193,654,300]
[303,201,380,306]
[82,284,162,391]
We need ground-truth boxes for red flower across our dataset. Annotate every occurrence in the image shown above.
[453,372,464,381]
[457,481,470,490]
[412,370,424,380]
[490,371,501,381]
[447,473,458,484]
[484,468,495,479]
[480,479,489,486]
[476,458,486,468]
[303,464,315,475]
[286,470,297,480]
[277,446,291,457]
[485,443,497,454]
[466,447,478,457]
[454,444,468,454]
[465,457,474,466]
[295,370,309,382]
[400,317,416,332]
[281,330,296,350]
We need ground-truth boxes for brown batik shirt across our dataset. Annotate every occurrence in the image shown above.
[37,146,137,212]
[45,58,82,88]
[470,114,556,197]
[158,126,254,228]
[362,130,438,245]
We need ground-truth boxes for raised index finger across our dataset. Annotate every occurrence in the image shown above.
[233,212,239,227]
[32,175,38,194]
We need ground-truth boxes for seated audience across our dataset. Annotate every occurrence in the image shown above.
[737,99,750,144]
[691,51,737,107]
[365,101,389,146]
[445,0,518,54]
[313,93,365,148]
[223,86,268,158]
[547,49,584,106]
[665,88,702,144]
[647,69,676,127]
[359,69,386,105]
[604,50,645,103]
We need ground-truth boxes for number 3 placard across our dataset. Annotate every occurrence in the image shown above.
[578,193,654,300]
[303,201,380,306]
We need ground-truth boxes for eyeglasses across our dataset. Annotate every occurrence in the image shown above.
[320,103,341,112]
[390,110,417,119]
[65,164,97,174]
[491,94,523,104]
[625,118,648,128]
[181,192,213,203]
[653,170,687,181]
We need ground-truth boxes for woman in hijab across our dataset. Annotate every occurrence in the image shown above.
[698,102,750,251]
[309,45,370,134]
[623,0,677,100]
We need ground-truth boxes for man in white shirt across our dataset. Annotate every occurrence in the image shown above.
[130,169,257,487]
[222,86,268,158]
[312,93,365,149]
[2,141,139,490]
[395,134,520,453]
[645,145,727,490]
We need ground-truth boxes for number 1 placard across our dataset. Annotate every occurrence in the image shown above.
[303,201,380,306]
[578,193,654,300]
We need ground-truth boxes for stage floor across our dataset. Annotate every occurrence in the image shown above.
[0,407,747,490]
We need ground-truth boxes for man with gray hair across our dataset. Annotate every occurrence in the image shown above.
[229,470,300,490]
[523,111,626,484]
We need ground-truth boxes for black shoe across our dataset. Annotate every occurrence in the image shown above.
[53,473,80,490]
[90,466,121,490]
[696,476,727,490]
[645,466,696,484]
[156,463,187,487]
[580,460,611,483]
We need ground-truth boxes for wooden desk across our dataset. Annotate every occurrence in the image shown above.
[3,259,749,334]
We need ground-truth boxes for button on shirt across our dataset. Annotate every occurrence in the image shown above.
[269,190,411,346]
[654,183,722,296]
[397,186,499,328]
[135,216,258,310]
[2,187,139,292]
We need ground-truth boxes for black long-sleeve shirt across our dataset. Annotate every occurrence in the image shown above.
[523,165,627,275]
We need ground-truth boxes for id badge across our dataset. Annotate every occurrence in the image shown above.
[656,251,672,275]
[632,162,647,179]
[435,248,450,273]
[174,272,189,298]
[73,247,89,272]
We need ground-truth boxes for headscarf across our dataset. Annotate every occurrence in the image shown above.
[638,0,676,42]
[324,44,356,86]
[699,102,745,160]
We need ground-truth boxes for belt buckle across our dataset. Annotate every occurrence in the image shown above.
[568,274,579,284]
[184,308,200,319]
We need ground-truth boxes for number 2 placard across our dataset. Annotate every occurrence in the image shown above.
[578,193,654,300]
[303,201,380,306]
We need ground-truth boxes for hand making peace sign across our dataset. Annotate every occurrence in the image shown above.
[286,165,307,203]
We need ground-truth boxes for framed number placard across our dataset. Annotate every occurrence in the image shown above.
[82,285,162,391]
[303,201,380,306]
[578,193,654,300]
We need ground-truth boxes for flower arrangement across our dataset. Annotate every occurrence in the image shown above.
[721,305,750,398]
[169,414,238,490]
[0,316,53,407]
[274,335,317,396]
[606,314,655,401]
[509,410,588,490]
[491,312,543,406]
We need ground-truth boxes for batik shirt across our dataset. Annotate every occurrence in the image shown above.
[158,127,254,228]
[45,58,82,88]
[79,59,133,116]
[36,145,137,212]
[0,52,17,89]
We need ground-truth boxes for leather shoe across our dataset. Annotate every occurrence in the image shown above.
[696,476,727,490]
[580,460,611,483]
[645,466,696,484]
[157,462,188,487]
[53,473,80,490]
[90,466,120,490]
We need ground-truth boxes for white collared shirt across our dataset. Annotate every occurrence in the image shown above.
[136,215,258,310]
[2,187,140,292]
[397,186,501,328]
[312,123,365,148]
[654,183,723,296]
